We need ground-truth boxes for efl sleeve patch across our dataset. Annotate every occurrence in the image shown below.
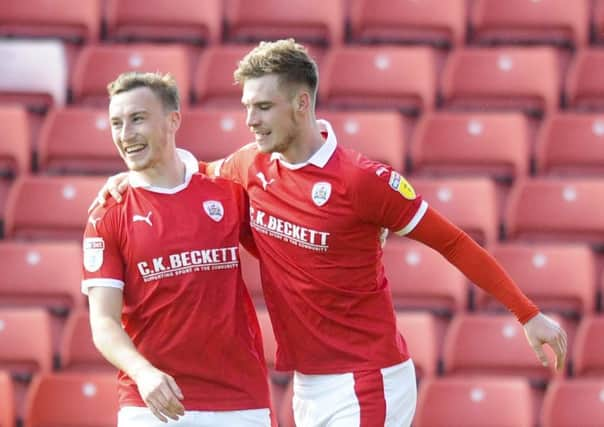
[388,171,416,200]
[83,237,105,272]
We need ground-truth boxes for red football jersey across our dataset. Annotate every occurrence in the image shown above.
[213,121,427,374]
[82,154,270,410]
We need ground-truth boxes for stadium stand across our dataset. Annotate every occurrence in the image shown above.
[475,243,597,318]
[565,49,604,111]
[536,113,604,176]
[395,311,439,380]
[23,372,118,427]
[0,370,15,427]
[469,0,588,47]
[104,0,221,44]
[319,46,436,114]
[70,43,190,107]
[541,378,604,427]
[0,0,100,43]
[414,376,534,427]
[0,106,30,176]
[410,111,529,181]
[594,0,604,44]
[348,0,466,47]
[572,315,604,377]
[440,47,560,116]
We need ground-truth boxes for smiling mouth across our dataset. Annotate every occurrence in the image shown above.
[124,144,146,154]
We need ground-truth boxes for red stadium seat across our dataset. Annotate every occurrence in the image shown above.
[441,47,560,116]
[0,39,67,111]
[415,377,534,427]
[411,177,498,245]
[0,308,53,378]
[71,44,190,107]
[348,0,465,47]
[573,315,604,377]
[0,241,84,314]
[4,175,107,240]
[443,313,564,383]
[0,0,100,43]
[224,0,343,46]
[37,107,122,175]
[23,372,118,427]
[565,49,604,111]
[395,311,439,380]
[60,310,114,373]
[318,110,407,172]
[105,0,221,44]
[383,240,467,315]
[476,243,596,317]
[0,370,15,427]
[411,112,529,181]
[592,0,604,44]
[470,0,588,47]
[536,113,604,176]
[319,46,436,114]
[178,108,250,162]
[0,106,30,176]
[541,378,604,427]
[505,178,604,244]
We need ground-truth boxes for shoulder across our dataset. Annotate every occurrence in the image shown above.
[334,146,389,182]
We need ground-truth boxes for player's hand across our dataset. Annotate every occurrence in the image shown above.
[87,172,129,213]
[523,312,567,372]
[132,365,185,422]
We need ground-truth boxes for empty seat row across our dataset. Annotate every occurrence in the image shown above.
[1,0,602,48]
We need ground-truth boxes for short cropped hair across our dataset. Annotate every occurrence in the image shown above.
[234,39,318,102]
[107,71,180,112]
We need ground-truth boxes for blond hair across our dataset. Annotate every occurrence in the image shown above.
[234,39,318,103]
[107,71,180,111]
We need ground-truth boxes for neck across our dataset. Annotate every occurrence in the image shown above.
[130,149,186,188]
[280,118,325,165]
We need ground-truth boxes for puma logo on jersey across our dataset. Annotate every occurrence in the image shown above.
[256,172,275,190]
[133,211,153,226]
[88,216,101,230]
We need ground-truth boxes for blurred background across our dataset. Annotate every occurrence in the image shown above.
[0,0,603,426]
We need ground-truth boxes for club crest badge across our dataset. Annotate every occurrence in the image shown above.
[311,182,331,207]
[203,200,224,222]
[83,237,105,272]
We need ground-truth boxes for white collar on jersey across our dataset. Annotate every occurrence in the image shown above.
[270,119,338,170]
[128,148,199,194]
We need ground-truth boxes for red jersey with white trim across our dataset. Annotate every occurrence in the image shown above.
[81,165,270,410]
[214,121,426,374]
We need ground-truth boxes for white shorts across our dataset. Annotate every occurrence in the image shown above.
[292,359,417,427]
[117,406,271,427]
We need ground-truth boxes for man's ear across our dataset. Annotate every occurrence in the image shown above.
[169,110,182,132]
[296,91,312,113]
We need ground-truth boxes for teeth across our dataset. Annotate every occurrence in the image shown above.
[124,144,145,154]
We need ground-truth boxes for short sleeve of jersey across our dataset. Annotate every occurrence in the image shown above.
[351,156,428,236]
[81,204,125,295]
[212,143,258,188]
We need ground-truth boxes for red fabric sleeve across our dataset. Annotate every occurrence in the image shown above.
[407,206,539,324]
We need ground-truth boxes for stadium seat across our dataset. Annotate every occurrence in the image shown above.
[572,315,604,377]
[239,246,263,307]
[0,308,53,379]
[0,370,14,427]
[59,310,114,373]
[0,105,30,176]
[440,47,560,116]
[0,241,84,314]
[319,46,436,114]
[470,0,588,47]
[193,44,324,107]
[443,313,564,383]
[317,110,407,172]
[0,0,100,43]
[224,0,343,46]
[23,372,118,427]
[105,0,221,44]
[536,112,604,176]
[71,44,190,107]
[505,178,604,244]
[411,177,498,245]
[541,378,604,427]
[383,240,467,315]
[475,243,596,317]
[37,107,122,175]
[415,377,534,427]
[0,39,67,111]
[395,311,439,380]
[565,49,604,111]
[178,108,250,161]
[592,0,604,44]
[4,175,107,240]
[348,0,465,47]
[410,112,529,181]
